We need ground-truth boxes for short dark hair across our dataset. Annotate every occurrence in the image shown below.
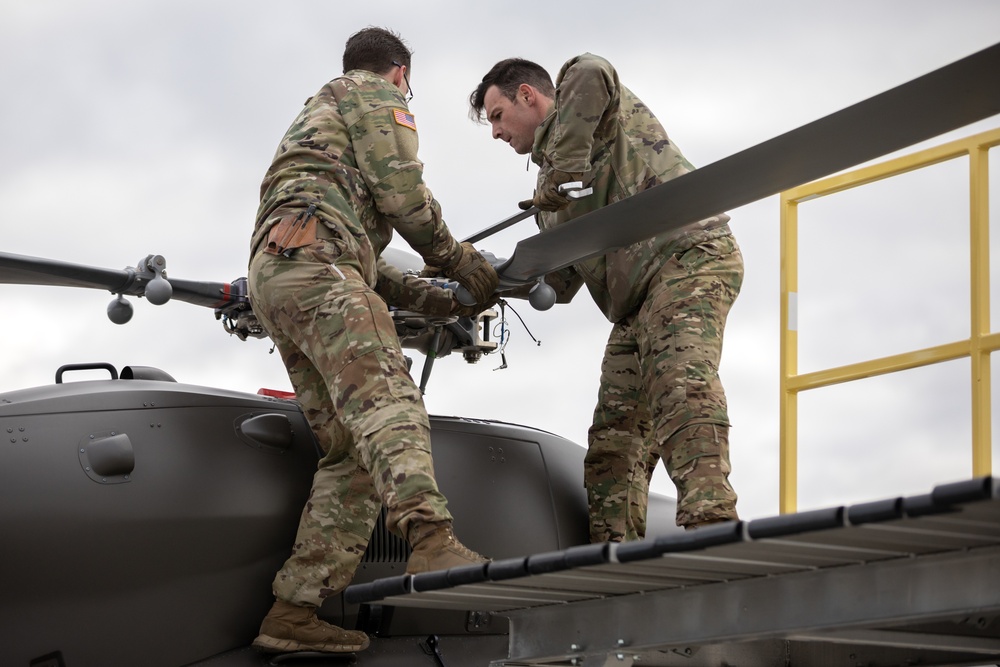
[469,58,555,123]
[343,27,411,75]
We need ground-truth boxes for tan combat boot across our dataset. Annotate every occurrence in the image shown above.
[406,521,489,574]
[252,599,370,653]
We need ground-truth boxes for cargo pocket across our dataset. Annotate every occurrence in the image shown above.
[317,282,418,406]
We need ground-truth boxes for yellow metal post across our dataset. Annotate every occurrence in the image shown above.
[969,144,992,476]
[779,195,799,514]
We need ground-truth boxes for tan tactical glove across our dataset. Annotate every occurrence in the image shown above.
[451,294,498,318]
[520,169,585,212]
[376,259,454,316]
[442,241,499,304]
[419,264,443,278]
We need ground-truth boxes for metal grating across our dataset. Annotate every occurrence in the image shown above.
[345,477,1000,666]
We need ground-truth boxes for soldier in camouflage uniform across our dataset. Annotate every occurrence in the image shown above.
[247,28,497,654]
[470,55,742,541]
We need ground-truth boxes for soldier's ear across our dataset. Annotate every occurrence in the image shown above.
[519,83,534,105]
[391,64,406,90]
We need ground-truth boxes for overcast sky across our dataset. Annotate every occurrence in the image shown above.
[1,0,998,521]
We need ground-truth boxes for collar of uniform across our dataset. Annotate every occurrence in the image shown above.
[530,109,557,167]
[340,69,407,102]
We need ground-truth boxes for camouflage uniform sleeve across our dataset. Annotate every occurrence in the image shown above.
[346,92,461,268]
[547,266,586,302]
[375,257,456,316]
[549,54,620,173]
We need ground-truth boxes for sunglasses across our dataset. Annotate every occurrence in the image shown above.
[391,60,413,103]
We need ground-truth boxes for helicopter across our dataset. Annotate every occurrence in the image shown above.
[0,246,681,667]
[1,40,999,667]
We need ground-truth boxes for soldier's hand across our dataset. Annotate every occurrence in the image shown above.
[419,264,443,278]
[450,294,498,318]
[533,169,585,212]
[444,241,499,304]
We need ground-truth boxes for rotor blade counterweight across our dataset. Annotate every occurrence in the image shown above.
[498,41,1000,284]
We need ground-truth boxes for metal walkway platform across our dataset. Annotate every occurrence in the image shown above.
[346,477,1000,666]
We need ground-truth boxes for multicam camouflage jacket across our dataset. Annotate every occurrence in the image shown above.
[531,53,732,322]
[250,69,461,290]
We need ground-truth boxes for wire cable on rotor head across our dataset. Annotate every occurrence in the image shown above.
[490,298,542,371]
[492,300,510,371]
[502,299,541,345]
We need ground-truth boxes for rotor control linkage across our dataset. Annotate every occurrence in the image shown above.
[106,254,173,324]
[142,254,173,305]
[462,181,593,245]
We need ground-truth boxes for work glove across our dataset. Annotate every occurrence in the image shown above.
[451,294,498,318]
[419,264,443,278]
[519,169,585,212]
[376,259,454,316]
[441,241,499,304]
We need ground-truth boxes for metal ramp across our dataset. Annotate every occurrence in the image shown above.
[346,477,1000,666]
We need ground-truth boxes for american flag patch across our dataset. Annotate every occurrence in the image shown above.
[393,108,416,131]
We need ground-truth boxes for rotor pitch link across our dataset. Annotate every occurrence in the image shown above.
[462,181,592,245]
[463,207,536,245]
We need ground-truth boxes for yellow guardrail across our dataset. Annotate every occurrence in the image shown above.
[779,127,1000,514]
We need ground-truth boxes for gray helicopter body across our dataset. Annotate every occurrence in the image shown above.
[0,364,678,666]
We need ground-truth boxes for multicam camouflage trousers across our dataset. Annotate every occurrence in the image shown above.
[586,233,743,541]
[248,239,452,607]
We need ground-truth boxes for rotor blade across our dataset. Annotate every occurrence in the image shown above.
[0,251,135,292]
[0,250,246,310]
[498,41,1000,283]
[167,277,246,309]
